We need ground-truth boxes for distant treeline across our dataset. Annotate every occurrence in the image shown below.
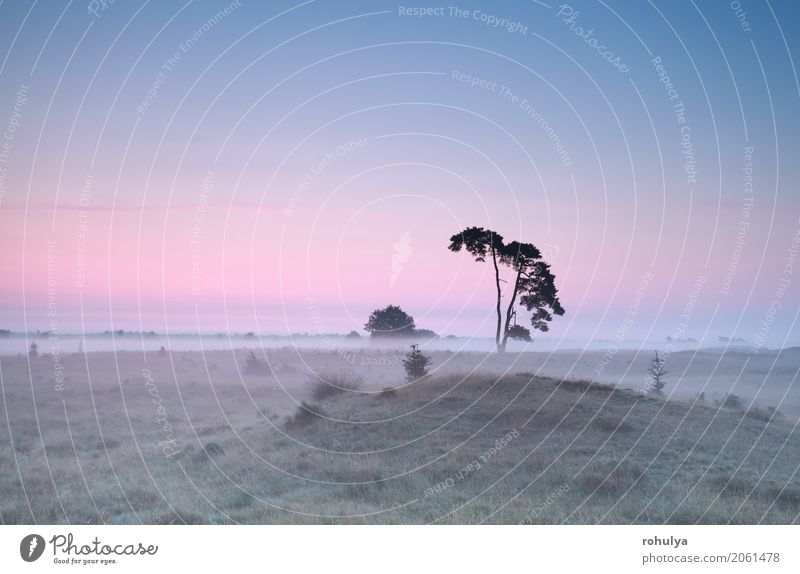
[0,329,457,340]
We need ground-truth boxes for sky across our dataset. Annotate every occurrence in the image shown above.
[0,0,798,347]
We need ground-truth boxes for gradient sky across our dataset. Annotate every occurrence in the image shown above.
[0,0,798,346]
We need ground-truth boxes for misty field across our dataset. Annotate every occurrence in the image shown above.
[1,346,799,524]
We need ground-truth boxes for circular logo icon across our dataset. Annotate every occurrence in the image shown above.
[20,534,46,562]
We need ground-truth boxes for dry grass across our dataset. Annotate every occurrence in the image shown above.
[1,349,799,524]
[307,371,363,401]
[284,401,327,430]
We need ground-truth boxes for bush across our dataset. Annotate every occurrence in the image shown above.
[744,405,775,422]
[203,442,225,457]
[243,350,269,375]
[308,371,362,401]
[285,401,326,429]
[719,394,743,409]
[402,344,432,382]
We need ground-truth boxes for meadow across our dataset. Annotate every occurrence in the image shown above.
[1,346,798,524]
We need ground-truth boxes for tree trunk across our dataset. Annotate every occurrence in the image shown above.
[500,266,523,352]
[491,236,503,353]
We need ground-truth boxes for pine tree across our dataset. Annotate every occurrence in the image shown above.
[402,344,432,382]
[648,350,668,395]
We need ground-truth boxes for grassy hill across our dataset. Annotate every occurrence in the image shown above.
[251,372,800,524]
[4,353,798,524]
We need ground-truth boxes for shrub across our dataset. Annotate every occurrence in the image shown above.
[28,341,38,358]
[718,394,743,409]
[285,401,326,429]
[744,405,774,422]
[767,406,783,418]
[243,350,269,375]
[402,344,432,382]
[308,371,362,401]
[203,442,225,457]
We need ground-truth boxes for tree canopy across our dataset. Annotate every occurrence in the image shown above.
[449,226,564,352]
[363,305,417,337]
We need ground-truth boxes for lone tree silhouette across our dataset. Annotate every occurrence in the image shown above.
[364,305,416,338]
[449,226,564,352]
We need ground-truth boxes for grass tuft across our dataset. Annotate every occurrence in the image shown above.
[203,442,225,457]
[285,401,327,429]
[308,371,363,401]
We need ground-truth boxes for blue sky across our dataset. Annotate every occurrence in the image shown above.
[0,1,798,347]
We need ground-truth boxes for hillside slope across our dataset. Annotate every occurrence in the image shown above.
[2,362,798,524]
